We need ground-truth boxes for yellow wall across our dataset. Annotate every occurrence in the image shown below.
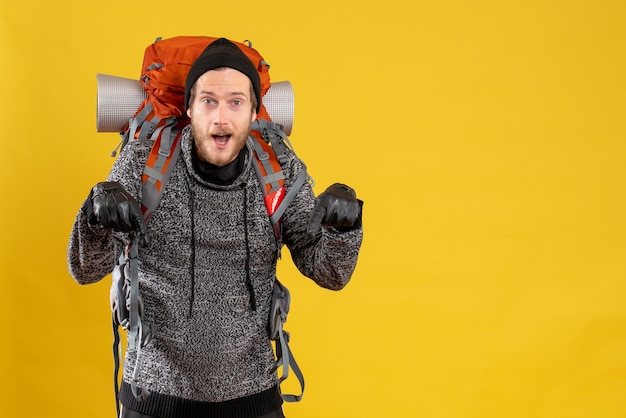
[2,1,625,417]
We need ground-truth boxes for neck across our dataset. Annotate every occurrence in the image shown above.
[192,146,247,185]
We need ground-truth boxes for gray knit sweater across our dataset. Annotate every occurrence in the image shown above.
[67,125,363,417]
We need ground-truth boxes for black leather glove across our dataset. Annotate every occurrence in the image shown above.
[84,181,148,243]
[307,183,362,237]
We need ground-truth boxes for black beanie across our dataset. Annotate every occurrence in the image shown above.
[184,38,261,112]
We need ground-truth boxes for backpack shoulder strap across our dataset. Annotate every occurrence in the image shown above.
[110,100,162,158]
[126,236,150,402]
[112,235,151,415]
[140,118,185,221]
[111,124,182,413]
[252,120,308,402]
[270,278,305,402]
[250,119,309,237]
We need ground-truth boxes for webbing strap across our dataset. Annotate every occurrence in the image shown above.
[128,104,155,141]
[126,235,150,402]
[143,117,177,187]
[143,166,165,183]
[112,252,126,415]
[262,171,285,185]
[127,238,139,351]
[142,121,161,143]
[137,119,158,141]
[250,121,310,237]
[130,318,149,402]
[251,119,299,169]
[112,105,156,158]
[113,318,122,417]
[141,124,182,221]
[276,327,305,402]
[250,136,283,193]
[112,122,184,409]
[270,168,307,226]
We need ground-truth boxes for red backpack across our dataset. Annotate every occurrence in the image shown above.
[103,36,306,415]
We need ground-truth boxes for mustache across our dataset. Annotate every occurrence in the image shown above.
[209,130,232,136]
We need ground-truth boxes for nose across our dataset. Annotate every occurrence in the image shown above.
[213,102,228,125]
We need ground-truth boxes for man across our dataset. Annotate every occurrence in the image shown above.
[67,38,363,418]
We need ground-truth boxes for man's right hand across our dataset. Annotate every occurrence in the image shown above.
[85,181,148,242]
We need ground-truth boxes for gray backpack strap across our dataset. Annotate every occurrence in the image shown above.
[270,168,307,226]
[126,236,151,403]
[277,330,305,402]
[269,279,305,402]
[250,119,311,228]
[110,102,159,158]
[130,103,158,141]
[251,120,307,401]
[251,119,290,162]
[111,235,151,411]
[111,253,126,418]
[111,118,182,413]
[250,137,285,194]
[141,119,183,221]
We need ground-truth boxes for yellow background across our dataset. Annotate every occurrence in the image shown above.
[1,0,625,417]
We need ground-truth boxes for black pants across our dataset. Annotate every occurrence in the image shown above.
[120,407,286,418]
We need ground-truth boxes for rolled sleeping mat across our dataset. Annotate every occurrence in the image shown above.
[96,74,295,135]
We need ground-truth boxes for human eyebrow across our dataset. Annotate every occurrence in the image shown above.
[197,91,247,98]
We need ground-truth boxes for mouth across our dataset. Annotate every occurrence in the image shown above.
[212,134,232,145]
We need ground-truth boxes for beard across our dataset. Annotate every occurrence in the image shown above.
[190,120,251,167]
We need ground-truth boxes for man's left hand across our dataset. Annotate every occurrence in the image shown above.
[307,183,362,237]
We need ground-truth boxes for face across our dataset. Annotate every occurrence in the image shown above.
[187,68,257,167]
